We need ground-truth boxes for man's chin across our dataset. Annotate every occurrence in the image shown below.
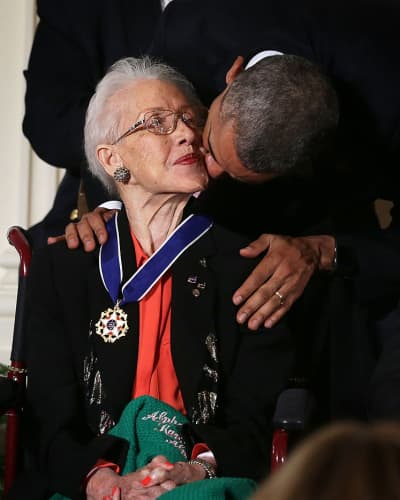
[232,171,277,184]
[206,165,275,185]
[206,165,224,179]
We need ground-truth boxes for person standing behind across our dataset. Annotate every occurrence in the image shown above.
[23,0,169,247]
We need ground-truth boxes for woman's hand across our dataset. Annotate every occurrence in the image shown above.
[233,234,336,329]
[86,456,177,499]
[140,460,207,488]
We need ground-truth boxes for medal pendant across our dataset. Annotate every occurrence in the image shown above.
[95,303,129,343]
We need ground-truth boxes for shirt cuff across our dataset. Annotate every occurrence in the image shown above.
[98,200,122,210]
[245,50,284,69]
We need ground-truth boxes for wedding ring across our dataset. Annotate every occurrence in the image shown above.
[274,290,285,306]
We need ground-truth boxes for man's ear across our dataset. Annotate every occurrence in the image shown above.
[225,56,245,85]
[96,144,121,178]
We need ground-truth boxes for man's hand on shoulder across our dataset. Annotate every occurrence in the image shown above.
[47,206,117,251]
[233,234,336,330]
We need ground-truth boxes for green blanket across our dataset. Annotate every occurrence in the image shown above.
[52,395,256,499]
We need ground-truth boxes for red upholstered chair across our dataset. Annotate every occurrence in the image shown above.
[270,387,316,472]
[1,226,31,496]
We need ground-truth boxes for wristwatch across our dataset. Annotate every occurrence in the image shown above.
[188,458,217,479]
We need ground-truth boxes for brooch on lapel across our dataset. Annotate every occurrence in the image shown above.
[187,274,207,298]
[199,257,207,268]
[95,301,129,343]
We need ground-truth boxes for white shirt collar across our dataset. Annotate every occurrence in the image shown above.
[160,0,174,10]
[245,50,284,69]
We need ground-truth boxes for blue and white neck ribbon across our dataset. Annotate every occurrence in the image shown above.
[99,212,213,305]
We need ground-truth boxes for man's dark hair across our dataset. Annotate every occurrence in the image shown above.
[221,55,339,176]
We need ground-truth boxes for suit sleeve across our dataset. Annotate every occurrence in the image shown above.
[22,0,98,172]
[25,246,128,499]
[336,227,400,304]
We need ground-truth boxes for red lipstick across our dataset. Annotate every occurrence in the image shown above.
[174,153,199,165]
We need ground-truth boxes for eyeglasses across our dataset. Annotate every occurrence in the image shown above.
[112,108,207,145]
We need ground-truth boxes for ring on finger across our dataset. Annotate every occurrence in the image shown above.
[274,290,285,306]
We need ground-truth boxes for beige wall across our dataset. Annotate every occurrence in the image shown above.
[0,1,63,364]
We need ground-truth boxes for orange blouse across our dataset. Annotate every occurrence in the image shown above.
[131,232,186,415]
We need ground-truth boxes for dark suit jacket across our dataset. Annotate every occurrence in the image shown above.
[149,0,400,304]
[17,209,294,499]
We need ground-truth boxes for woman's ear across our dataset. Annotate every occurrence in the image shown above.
[225,56,245,85]
[96,144,121,178]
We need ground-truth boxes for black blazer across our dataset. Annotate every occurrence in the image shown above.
[19,210,294,499]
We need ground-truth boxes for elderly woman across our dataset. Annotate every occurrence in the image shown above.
[16,57,294,500]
